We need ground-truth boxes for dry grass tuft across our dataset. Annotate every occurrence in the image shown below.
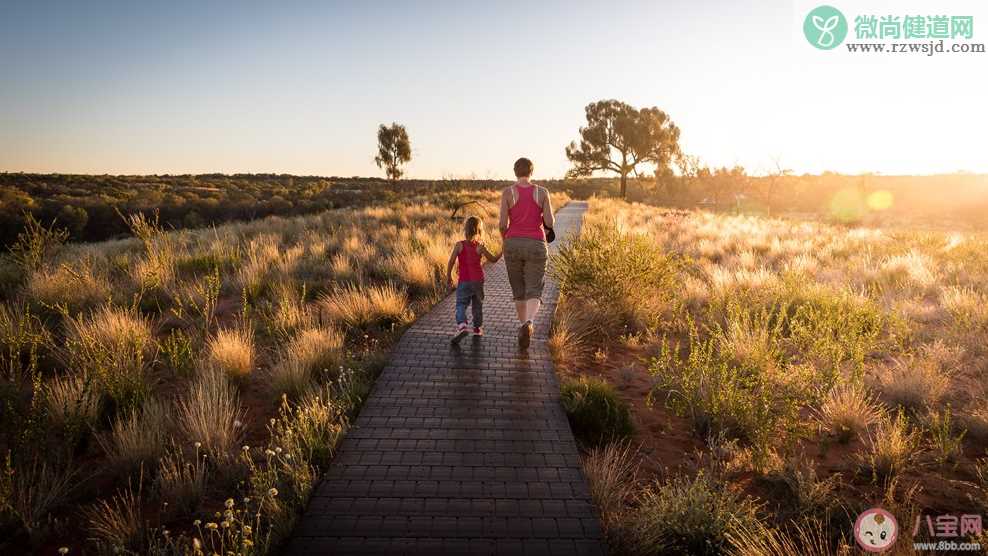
[177,370,246,464]
[26,262,112,314]
[383,250,437,291]
[814,383,883,443]
[43,372,101,435]
[317,283,410,331]
[84,480,146,552]
[583,440,640,525]
[858,411,921,480]
[547,300,598,366]
[269,327,344,399]
[876,352,951,412]
[206,327,256,382]
[64,305,154,413]
[6,459,77,540]
[156,443,208,517]
[99,397,171,470]
[727,517,854,556]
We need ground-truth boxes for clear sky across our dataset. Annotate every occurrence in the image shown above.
[1,0,985,178]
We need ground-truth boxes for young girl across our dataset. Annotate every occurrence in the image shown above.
[445,216,501,344]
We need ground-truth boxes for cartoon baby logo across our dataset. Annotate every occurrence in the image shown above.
[854,507,899,552]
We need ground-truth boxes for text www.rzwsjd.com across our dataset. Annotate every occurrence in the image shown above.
[845,39,985,55]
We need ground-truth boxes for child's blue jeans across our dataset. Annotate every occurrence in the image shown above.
[455,281,484,327]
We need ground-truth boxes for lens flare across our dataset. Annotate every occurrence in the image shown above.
[829,187,867,223]
[866,190,894,211]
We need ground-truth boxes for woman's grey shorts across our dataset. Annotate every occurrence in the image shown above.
[503,237,548,301]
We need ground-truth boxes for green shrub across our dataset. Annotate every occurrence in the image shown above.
[560,376,633,446]
[785,291,887,384]
[0,256,23,299]
[8,213,68,274]
[924,406,965,466]
[649,325,815,463]
[0,302,51,383]
[175,252,238,277]
[159,328,197,378]
[63,306,154,416]
[628,471,761,555]
[551,224,684,332]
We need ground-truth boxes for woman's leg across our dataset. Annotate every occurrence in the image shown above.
[522,241,548,324]
[524,298,541,322]
[504,239,529,323]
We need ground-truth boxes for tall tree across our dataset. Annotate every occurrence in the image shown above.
[374,122,412,181]
[565,100,681,198]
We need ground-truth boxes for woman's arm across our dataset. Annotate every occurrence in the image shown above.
[541,187,555,229]
[498,188,511,236]
[445,242,461,285]
[479,244,502,263]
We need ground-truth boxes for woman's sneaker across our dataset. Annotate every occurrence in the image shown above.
[451,323,469,345]
[518,320,533,350]
[472,327,484,336]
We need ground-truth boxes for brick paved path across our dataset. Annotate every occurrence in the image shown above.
[285,201,604,555]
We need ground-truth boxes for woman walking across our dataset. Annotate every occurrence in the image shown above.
[499,157,554,350]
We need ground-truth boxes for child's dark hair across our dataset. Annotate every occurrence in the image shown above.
[464,216,483,240]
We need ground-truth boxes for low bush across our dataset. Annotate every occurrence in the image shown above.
[628,471,761,555]
[552,223,684,333]
[0,302,52,383]
[924,406,965,466]
[649,328,815,462]
[560,376,633,446]
[63,305,154,416]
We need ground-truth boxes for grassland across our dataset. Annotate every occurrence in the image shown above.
[0,188,573,555]
[552,198,988,554]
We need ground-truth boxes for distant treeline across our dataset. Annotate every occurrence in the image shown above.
[2,171,986,249]
[0,173,511,248]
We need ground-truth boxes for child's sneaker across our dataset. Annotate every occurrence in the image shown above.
[472,327,483,336]
[451,323,469,345]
